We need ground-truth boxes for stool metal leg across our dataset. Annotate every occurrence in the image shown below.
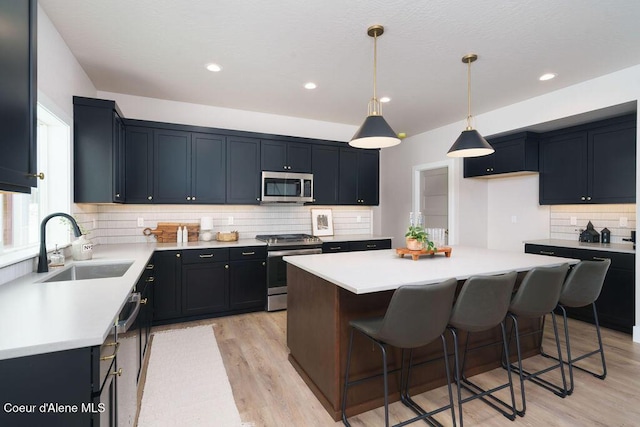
[342,328,356,427]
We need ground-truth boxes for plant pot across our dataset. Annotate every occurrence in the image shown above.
[406,237,424,251]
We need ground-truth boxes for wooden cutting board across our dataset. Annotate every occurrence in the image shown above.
[143,222,200,243]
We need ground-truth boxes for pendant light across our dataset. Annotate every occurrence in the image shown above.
[350,25,400,149]
[447,54,494,158]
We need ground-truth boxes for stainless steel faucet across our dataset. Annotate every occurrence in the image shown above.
[38,213,82,273]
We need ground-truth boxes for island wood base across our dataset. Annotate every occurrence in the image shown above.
[286,265,541,421]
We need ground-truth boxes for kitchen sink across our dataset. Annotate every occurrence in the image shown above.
[42,261,134,282]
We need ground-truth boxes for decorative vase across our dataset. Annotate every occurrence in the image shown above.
[71,235,93,261]
[406,237,424,251]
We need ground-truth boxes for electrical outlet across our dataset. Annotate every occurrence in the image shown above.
[570,216,577,225]
[356,215,361,223]
[228,216,234,225]
[620,217,628,227]
[137,217,144,227]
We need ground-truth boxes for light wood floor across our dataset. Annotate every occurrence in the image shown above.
[151,312,640,426]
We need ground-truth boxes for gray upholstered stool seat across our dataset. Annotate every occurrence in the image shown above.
[341,278,458,427]
[541,259,611,395]
[506,263,570,416]
[448,271,518,427]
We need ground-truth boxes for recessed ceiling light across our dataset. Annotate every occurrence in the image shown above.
[380,96,391,103]
[304,82,317,90]
[206,63,222,72]
[539,73,557,81]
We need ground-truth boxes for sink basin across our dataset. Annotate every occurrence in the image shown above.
[42,261,134,282]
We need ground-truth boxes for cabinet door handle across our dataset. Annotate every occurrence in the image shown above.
[27,172,45,180]
[225,264,229,269]
[145,276,155,283]
[146,264,155,270]
[148,196,153,200]
[199,254,214,258]
[586,196,592,201]
[581,196,586,201]
[110,368,123,377]
[115,193,120,198]
[176,253,181,258]
[186,196,191,201]
[539,250,555,256]
[140,298,148,305]
[262,262,266,266]
[100,342,120,361]
[242,251,255,256]
[593,256,610,261]
[192,196,196,201]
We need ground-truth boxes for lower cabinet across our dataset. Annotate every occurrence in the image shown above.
[524,244,635,333]
[153,246,266,324]
[322,239,392,253]
[0,342,114,426]
[136,261,155,379]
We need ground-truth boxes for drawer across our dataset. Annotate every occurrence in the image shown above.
[525,244,634,271]
[182,248,229,264]
[230,246,267,261]
[350,239,392,252]
[322,242,351,253]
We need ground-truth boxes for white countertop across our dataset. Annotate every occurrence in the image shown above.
[524,239,635,254]
[284,245,579,294]
[0,239,266,361]
[319,234,393,243]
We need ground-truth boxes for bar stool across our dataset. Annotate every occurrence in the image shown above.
[505,263,570,416]
[341,278,458,427]
[541,259,611,395]
[448,271,517,427]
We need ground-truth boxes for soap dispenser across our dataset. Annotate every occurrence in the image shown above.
[50,245,65,267]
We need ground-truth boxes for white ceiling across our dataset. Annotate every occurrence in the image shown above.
[40,0,640,138]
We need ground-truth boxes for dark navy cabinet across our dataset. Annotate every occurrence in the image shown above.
[153,129,191,203]
[524,243,635,333]
[124,126,154,203]
[192,133,226,204]
[539,115,636,204]
[261,140,312,173]
[0,0,37,193]
[322,238,391,253]
[73,97,126,203]
[227,136,261,204]
[464,132,539,178]
[153,250,182,321]
[229,246,267,310]
[311,145,340,204]
[339,148,380,205]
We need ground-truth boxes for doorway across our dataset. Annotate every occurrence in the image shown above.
[412,160,455,246]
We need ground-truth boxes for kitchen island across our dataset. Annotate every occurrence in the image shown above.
[284,246,577,420]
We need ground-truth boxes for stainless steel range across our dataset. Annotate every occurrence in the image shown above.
[255,234,322,311]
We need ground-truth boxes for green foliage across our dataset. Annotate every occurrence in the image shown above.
[405,225,436,250]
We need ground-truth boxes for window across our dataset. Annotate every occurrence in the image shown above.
[0,104,71,263]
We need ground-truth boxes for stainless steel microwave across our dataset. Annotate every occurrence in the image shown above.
[261,171,313,203]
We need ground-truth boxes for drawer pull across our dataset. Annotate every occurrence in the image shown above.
[199,254,214,258]
[111,368,123,377]
[146,264,154,270]
[100,342,120,361]
[366,244,376,248]
[593,256,610,261]
[242,251,256,256]
[140,298,148,305]
[539,251,555,256]
[145,276,155,283]
[330,246,342,250]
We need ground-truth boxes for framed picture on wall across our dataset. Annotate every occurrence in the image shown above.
[311,208,334,236]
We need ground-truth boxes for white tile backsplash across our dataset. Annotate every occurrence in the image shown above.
[74,204,373,245]
[549,204,636,243]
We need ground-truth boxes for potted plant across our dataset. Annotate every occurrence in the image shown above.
[405,225,436,251]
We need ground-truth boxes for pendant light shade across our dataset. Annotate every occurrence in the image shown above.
[350,25,400,149]
[447,54,494,158]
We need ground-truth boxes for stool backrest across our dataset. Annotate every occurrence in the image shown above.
[449,271,517,332]
[376,278,458,349]
[509,264,570,317]
[559,259,611,308]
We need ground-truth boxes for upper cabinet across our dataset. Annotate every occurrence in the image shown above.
[73,97,126,203]
[261,140,311,173]
[124,126,154,203]
[339,147,380,205]
[311,145,340,205]
[464,132,539,178]
[0,0,38,193]
[227,136,261,204]
[539,114,636,204]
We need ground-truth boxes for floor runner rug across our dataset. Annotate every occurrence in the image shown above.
[137,325,244,426]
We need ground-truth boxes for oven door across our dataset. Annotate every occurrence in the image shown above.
[267,247,321,311]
